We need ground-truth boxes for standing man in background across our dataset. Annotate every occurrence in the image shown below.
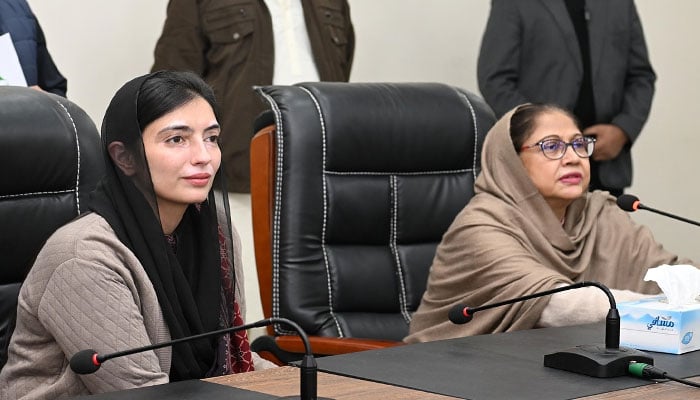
[0,0,67,96]
[477,0,655,196]
[152,0,354,193]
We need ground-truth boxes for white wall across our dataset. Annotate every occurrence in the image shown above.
[28,1,700,324]
[28,0,167,127]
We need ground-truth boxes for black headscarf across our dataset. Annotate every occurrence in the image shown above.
[87,71,243,380]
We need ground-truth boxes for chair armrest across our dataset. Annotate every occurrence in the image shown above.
[251,334,403,365]
[276,335,403,355]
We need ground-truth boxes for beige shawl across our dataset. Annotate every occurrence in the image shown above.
[405,108,689,343]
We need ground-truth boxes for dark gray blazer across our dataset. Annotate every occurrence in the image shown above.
[477,0,655,189]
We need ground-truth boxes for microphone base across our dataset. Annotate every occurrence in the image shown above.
[277,397,334,400]
[544,344,653,378]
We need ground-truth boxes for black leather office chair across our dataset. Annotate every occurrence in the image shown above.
[249,82,495,363]
[0,87,104,370]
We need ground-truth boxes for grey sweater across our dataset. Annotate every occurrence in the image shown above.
[0,212,267,399]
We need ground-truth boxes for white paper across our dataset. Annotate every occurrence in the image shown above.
[0,32,28,87]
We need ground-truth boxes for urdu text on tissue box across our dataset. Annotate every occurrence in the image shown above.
[618,264,700,354]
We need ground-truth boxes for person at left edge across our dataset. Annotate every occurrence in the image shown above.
[0,0,67,96]
[0,70,275,399]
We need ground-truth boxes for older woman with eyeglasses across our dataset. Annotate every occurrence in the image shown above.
[404,103,693,343]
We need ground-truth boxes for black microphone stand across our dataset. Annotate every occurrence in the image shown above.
[450,281,653,377]
[268,318,323,400]
[637,203,700,227]
[617,194,700,227]
[70,317,323,400]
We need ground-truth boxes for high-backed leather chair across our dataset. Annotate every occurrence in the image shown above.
[0,87,104,370]
[249,82,496,363]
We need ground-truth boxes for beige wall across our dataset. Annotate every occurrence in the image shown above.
[28,1,700,324]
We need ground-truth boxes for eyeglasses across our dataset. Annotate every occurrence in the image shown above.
[520,136,596,160]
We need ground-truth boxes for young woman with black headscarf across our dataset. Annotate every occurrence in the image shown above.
[0,70,274,399]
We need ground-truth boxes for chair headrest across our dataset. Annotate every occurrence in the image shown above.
[0,87,104,284]
[258,82,495,173]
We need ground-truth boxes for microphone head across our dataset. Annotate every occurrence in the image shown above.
[70,349,101,374]
[448,304,474,324]
[616,194,640,212]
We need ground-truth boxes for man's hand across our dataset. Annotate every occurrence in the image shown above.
[583,124,628,161]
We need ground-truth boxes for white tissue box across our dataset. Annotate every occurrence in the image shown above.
[619,296,700,354]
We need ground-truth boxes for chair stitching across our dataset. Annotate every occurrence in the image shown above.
[389,176,411,324]
[0,189,73,200]
[54,100,82,213]
[453,90,480,179]
[299,85,344,337]
[254,88,289,335]
[325,169,475,176]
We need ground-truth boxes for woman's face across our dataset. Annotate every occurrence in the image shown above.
[518,110,590,211]
[141,96,221,218]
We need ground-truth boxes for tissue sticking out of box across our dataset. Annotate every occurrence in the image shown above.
[644,264,700,306]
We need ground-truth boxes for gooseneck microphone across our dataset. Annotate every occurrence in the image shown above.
[70,317,320,400]
[617,194,700,227]
[448,281,653,378]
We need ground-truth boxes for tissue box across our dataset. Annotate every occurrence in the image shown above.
[619,296,700,354]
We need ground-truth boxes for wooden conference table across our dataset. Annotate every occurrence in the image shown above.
[207,322,700,399]
[207,366,455,399]
[207,365,700,399]
[79,323,700,399]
